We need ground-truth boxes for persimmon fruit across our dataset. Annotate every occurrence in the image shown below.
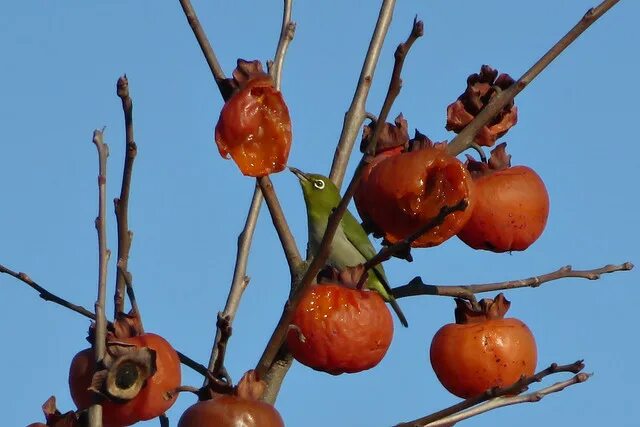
[68,333,181,427]
[430,294,537,398]
[286,283,393,375]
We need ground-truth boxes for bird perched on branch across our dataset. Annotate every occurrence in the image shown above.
[290,167,408,327]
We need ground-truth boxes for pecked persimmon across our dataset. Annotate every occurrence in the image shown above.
[430,294,537,398]
[69,333,181,427]
[355,144,474,247]
[215,73,292,177]
[286,283,393,375]
[457,143,549,252]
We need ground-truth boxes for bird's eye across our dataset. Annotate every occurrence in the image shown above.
[313,180,325,190]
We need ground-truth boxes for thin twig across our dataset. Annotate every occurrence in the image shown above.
[178,0,229,98]
[392,262,634,300]
[365,17,424,156]
[0,263,211,377]
[206,185,261,376]
[356,199,466,289]
[257,176,302,276]
[89,129,110,427]
[257,16,421,386]
[117,263,143,332]
[329,0,397,187]
[271,0,296,89]
[114,75,137,317]
[447,0,620,156]
[426,373,591,426]
[395,361,585,427]
[159,414,169,427]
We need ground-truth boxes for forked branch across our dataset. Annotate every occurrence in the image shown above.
[392,262,634,300]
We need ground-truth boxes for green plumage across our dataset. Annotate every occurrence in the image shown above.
[291,167,408,327]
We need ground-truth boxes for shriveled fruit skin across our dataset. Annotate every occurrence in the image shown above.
[430,318,537,398]
[214,75,292,177]
[178,396,285,427]
[457,165,549,252]
[356,147,475,247]
[68,333,181,427]
[287,284,393,375]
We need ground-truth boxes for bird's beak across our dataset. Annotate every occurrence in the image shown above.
[288,166,310,182]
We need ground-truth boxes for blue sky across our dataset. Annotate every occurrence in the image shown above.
[1,1,638,426]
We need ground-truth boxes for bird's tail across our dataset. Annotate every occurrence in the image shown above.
[369,271,408,327]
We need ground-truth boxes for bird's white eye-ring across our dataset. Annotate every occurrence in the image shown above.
[313,180,325,190]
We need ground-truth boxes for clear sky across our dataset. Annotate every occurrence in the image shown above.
[1,1,638,426]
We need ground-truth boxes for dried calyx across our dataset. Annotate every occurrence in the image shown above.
[317,265,367,289]
[220,59,272,99]
[33,395,81,427]
[446,64,518,147]
[465,142,512,179]
[454,293,511,324]
[360,114,409,154]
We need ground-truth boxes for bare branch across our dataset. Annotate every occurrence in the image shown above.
[447,0,620,156]
[329,0,397,187]
[428,373,590,426]
[114,75,137,317]
[257,15,422,385]
[89,129,110,427]
[206,185,261,376]
[365,17,424,156]
[392,262,634,300]
[159,414,169,427]
[0,263,212,378]
[178,0,228,97]
[356,199,467,289]
[257,176,302,275]
[270,0,296,89]
[395,361,586,427]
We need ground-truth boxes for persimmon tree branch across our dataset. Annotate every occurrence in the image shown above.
[114,75,138,317]
[178,0,228,98]
[392,262,634,300]
[0,263,211,378]
[256,16,422,394]
[395,361,587,427]
[206,185,260,379]
[257,179,302,277]
[204,0,298,383]
[89,129,110,427]
[329,0,397,187]
[356,198,467,289]
[269,0,296,87]
[446,0,620,156]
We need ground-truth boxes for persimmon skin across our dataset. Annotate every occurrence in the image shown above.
[355,147,474,247]
[287,284,394,375]
[430,318,537,398]
[214,75,292,177]
[178,396,284,427]
[457,165,549,252]
[68,333,181,427]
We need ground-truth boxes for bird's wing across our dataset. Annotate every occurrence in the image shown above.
[342,209,387,282]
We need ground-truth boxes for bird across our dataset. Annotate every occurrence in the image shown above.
[290,167,408,327]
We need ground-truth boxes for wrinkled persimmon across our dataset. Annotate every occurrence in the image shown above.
[215,74,292,177]
[355,145,474,247]
[286,283,393,375]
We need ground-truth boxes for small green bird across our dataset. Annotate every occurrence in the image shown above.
[290,167,408,327]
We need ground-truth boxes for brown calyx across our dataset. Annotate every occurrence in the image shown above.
[219,59,272,99]
[89,341,157,402]
[36,396,81,427]
[465,142,512,179]
[454,293,511,324]
[446,65,518,147]
[360,113,409,154]
[407,129,448,152]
